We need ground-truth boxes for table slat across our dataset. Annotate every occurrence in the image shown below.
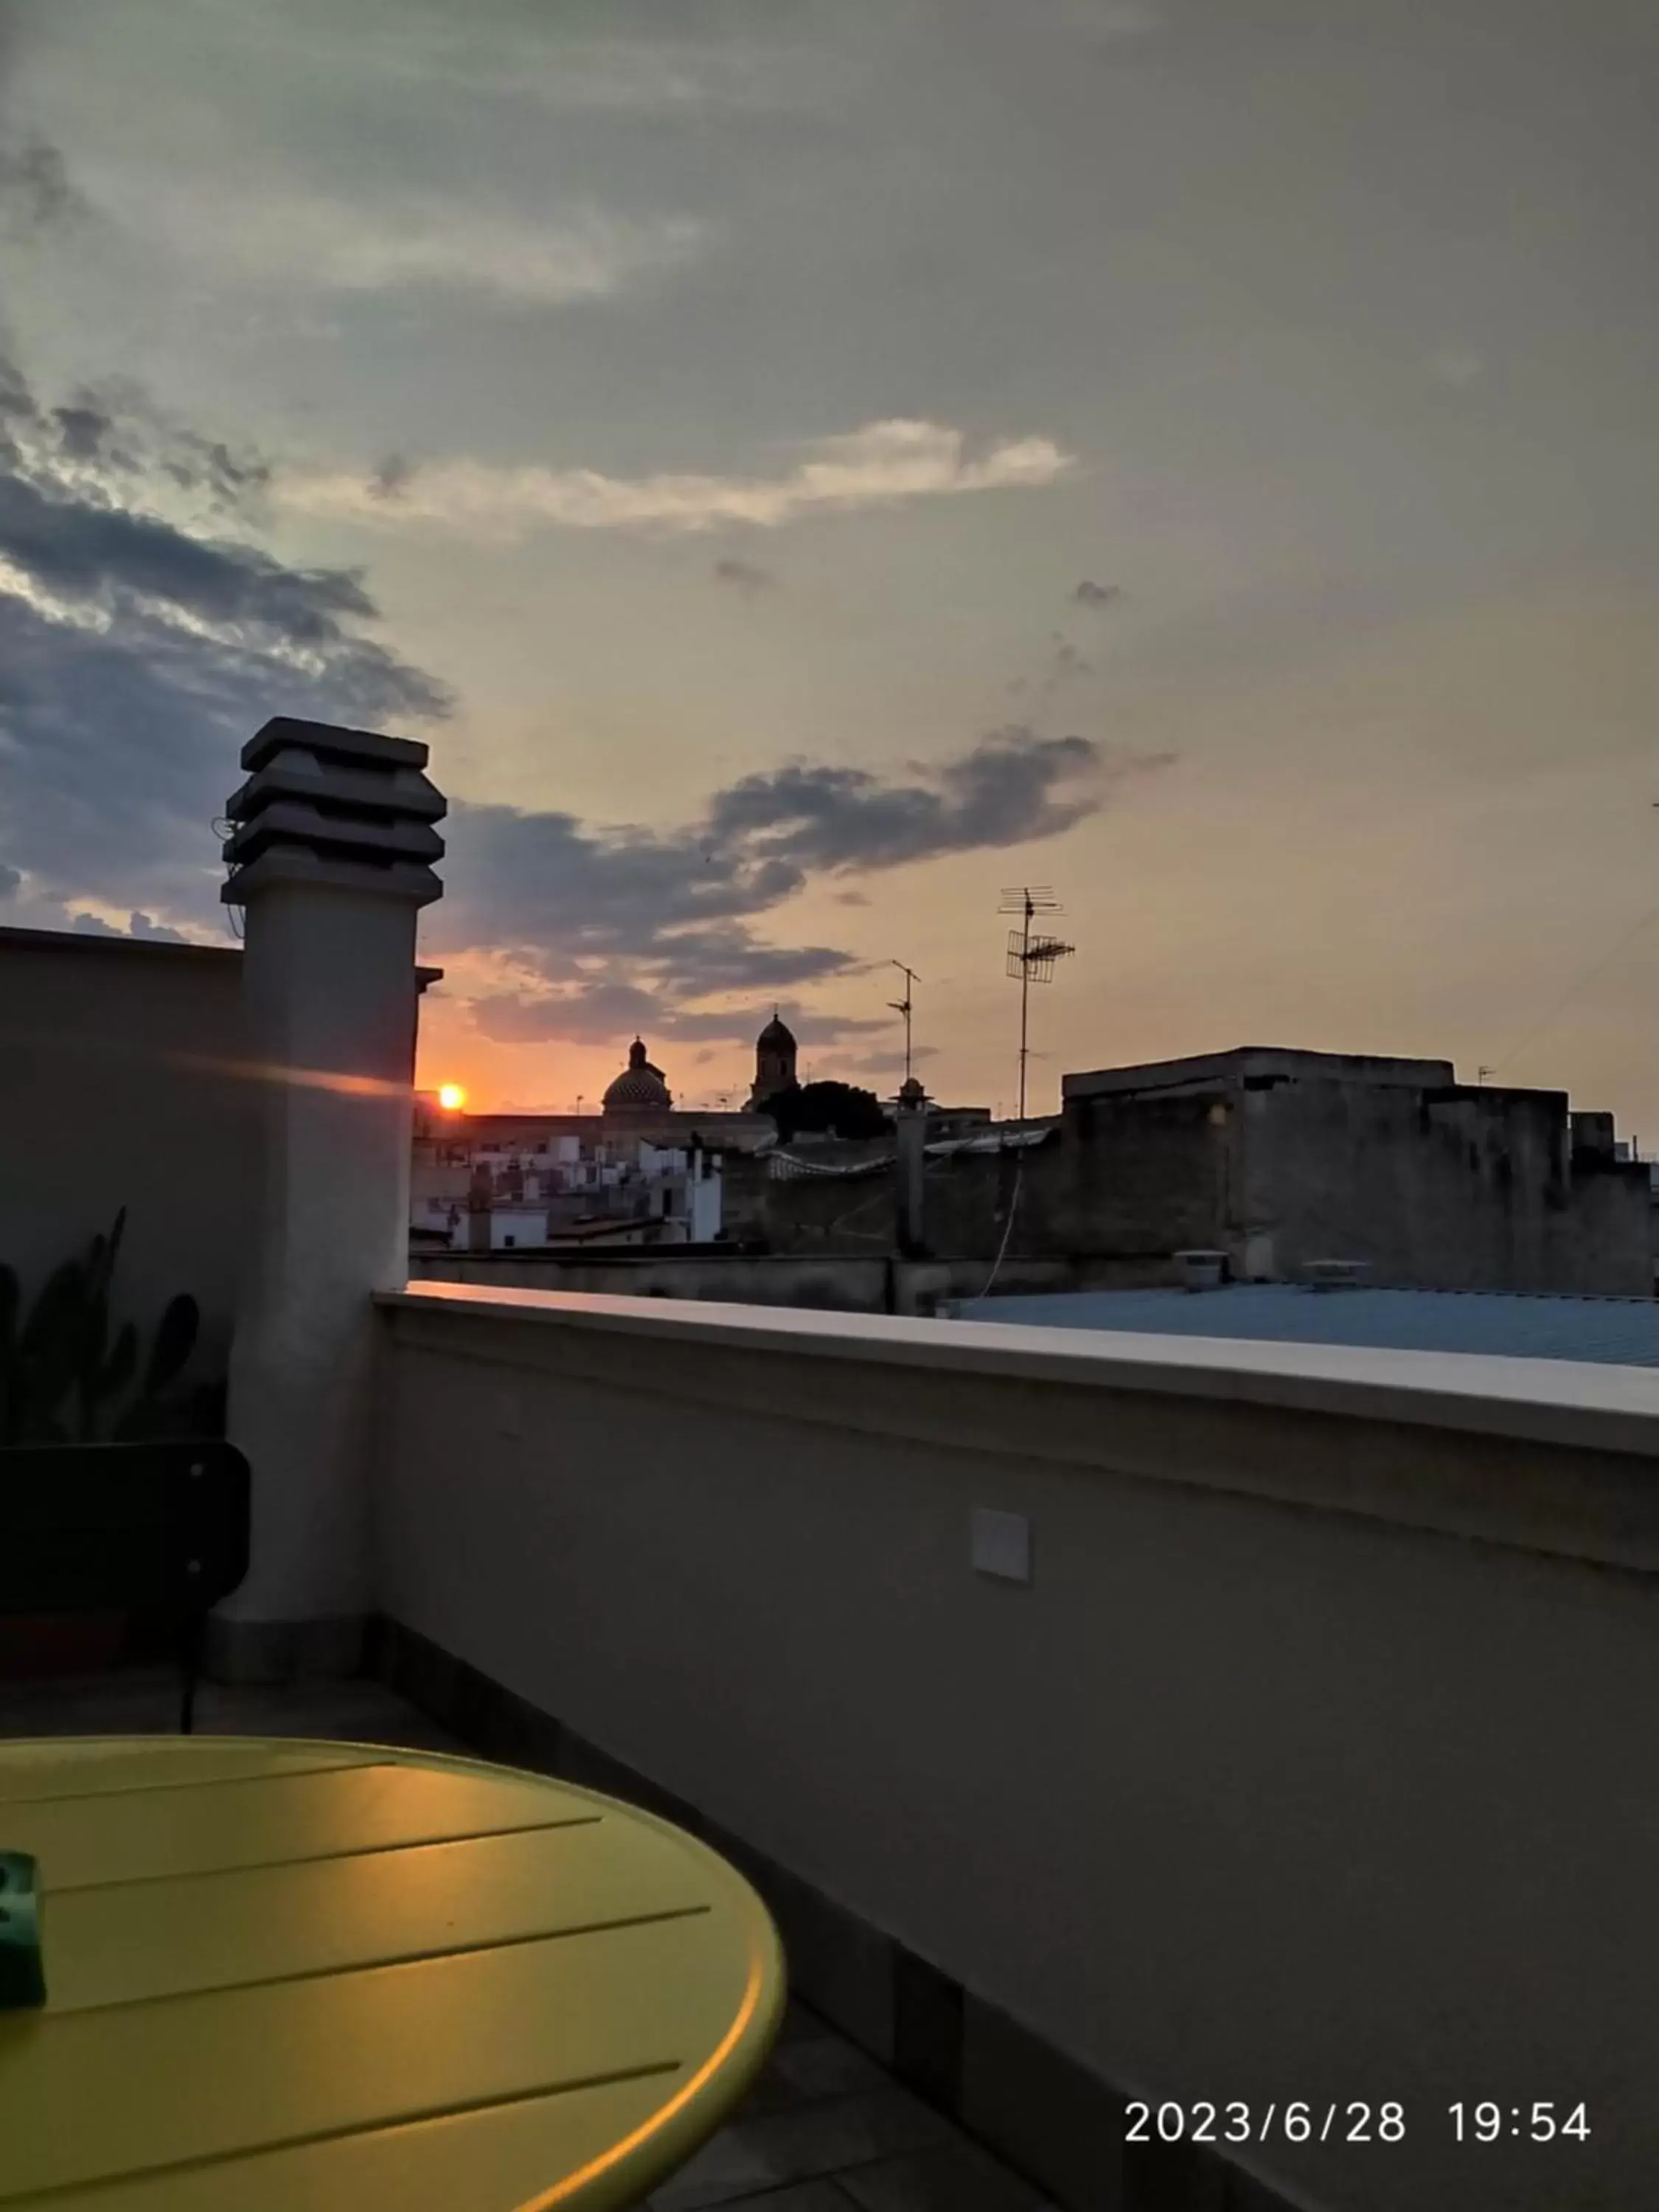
[41,1818,712,2011]
[0,1740,370,1804]
[0,1911,761,2197]
[2,2075,683,2212]
[0,1761,597,1888]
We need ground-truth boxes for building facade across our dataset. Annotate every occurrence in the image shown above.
[411,1025,779,1250]
[1046,1047,1652,1294]
[748,1010,798,1107]
[740,1046,1652,1296]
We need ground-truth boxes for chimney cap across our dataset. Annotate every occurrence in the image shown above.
[1173,1248,1228,1291]
[241,717,430,776]
[1302,1258,1371,1290]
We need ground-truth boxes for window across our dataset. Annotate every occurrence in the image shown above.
[503,1234,516,1248]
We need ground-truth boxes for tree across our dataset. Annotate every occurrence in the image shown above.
[759,1079,889,1142]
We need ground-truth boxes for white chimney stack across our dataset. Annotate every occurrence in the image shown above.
[211,718,445,1683]
[1174,1249,1228,1293]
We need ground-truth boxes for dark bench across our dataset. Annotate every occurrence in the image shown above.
[0,1441,251,1733]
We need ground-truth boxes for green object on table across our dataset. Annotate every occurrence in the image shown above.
[0,1736,784,2208]
[0,1848,45,2008]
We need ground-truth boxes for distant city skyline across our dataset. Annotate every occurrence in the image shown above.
[1,0,1655,1127]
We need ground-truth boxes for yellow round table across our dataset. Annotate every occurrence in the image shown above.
[0,1735,785,2209]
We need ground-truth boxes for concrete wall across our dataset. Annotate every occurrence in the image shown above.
[0,926,251,1364]
[1247,1076,1652,1293]
[723,1133,1177,1280]
[375,1285,1659,2212]
[407,1245,1142,1314]
[1060,1086,1234,1258]
[723,1056,1650,1296]
[721,1150,897,1251]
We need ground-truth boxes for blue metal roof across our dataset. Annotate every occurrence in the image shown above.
[946,1284,1659,1366]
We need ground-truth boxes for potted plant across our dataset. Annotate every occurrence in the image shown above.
[0,1210,223,1676]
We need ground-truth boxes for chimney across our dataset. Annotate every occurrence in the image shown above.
[895,1079,929,1258]
[1173,1249,1228,1293]
[212,717,445,1684]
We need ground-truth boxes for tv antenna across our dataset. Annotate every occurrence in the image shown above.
[1000,887,1074,1126]
[888,960,922,1086]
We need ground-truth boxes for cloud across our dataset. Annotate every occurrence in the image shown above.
[133,178,708,307]
[69,908,187,941]
[0,0,85,234]
[712,556,775,594]
[0,347,451,926]
[130,909,188,942]
[1,358,271,518]
[833,889,870,907]
[369,453,414,501]
[435,726,1170,1049]
[468,982,891,1056]
[0,860,19,897]
[653,933,855,998]
[0,472,391,644]
[1073,579,1121,608]
[1043,636,1093,687]
[0,134,81,231]
[439,726,1135,971]
[280,420,1076,539]
[703,727,1127,874]
[471,978,663,1047]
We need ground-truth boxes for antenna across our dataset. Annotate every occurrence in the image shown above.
[998,887,1074,1126]
[888,960,922,1086]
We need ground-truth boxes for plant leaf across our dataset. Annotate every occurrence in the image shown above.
[19,1260,86,1363]
[143,1294,199,1397]
[77,1287,109,1386]
[94,1322,139,1405]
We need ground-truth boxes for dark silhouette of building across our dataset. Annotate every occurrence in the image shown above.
[602,1037,673,1118]
[749,1009,798,1107]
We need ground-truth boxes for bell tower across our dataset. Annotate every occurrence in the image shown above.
[750,1007,798,1107]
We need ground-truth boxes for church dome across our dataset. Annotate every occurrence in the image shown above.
[602,1037,672,1113]
[757,1009,796,1049]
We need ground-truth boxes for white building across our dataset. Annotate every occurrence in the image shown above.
[411,1108,723,1250]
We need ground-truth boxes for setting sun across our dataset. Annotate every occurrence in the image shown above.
[437,1083,466,1113]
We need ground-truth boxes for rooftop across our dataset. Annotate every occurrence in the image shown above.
[951,1281,1659,1366]
[1062,1043,1461,1100]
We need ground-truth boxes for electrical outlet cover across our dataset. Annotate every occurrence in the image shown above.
[971,1507,1032,1584]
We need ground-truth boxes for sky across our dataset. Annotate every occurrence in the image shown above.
[1,0,1656,1124]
